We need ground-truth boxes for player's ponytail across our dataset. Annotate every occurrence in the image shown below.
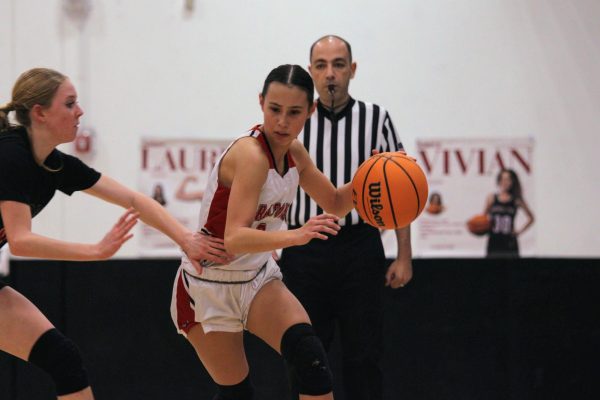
[4,68,66,129]
[0,102,15,131]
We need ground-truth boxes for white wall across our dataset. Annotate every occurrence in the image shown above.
[1,0,598,257]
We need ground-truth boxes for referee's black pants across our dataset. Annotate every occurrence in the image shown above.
[280,223,386,400]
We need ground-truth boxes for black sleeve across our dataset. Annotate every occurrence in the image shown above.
[0,145,34,204]
[56,152,102,195]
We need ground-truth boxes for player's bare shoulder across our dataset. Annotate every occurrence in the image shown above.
[219,136,269,185]
[226,137,268,167]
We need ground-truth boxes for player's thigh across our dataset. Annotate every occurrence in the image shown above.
[246,279,311,354]
[186,324,248,385]
[0,286,54,360]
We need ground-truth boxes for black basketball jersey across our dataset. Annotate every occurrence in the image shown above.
[487,194,519,257]
[0,126,101,248]
[489,194,517,235]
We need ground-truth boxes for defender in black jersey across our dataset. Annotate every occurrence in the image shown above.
[280,36,413,400]
[484,169,535,258]
[0,68,229,399]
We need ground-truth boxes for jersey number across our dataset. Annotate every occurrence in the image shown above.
[492,215,512,234]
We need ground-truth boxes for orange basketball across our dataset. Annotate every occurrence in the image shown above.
[466,214,491,236]
[351,152,429,229]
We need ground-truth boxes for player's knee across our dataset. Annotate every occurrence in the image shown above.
[281,323,332,396]
[28,328,89,396]
[213,375,254,399]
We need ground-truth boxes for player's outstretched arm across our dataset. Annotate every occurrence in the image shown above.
[1,200,138,260]
[84,175,233,268]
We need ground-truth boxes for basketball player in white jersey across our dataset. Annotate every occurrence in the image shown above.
[171,64,355,400]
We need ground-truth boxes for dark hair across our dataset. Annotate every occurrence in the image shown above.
[0,68,66,131]
[429,192,443,206]
[261,64,314,107]
[309,35,353,63]
[497,169,522,200]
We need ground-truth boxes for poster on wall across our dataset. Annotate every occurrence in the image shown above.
[417,137,535,257]
[383,137,535,258]
[139,138,229,256]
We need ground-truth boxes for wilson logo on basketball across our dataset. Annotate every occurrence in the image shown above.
[368,182,386,227]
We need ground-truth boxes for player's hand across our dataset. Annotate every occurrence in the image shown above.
[182,231,235,274]
[293,213,340,246]
[94,208,139,259]
[385,257,413,289]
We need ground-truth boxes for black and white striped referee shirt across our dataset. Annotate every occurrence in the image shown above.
[288,98,404,227]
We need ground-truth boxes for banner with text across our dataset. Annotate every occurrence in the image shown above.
[383,137,535,258]
[139,138,229,256]
[417,137,535,257]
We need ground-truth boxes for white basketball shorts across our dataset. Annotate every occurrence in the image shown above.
[170,257,282,335]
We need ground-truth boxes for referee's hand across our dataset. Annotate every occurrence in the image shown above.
[385,258,413,289]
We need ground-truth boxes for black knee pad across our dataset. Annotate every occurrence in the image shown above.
[281,323,332,396]
[212,375,254,400]
[28,328,89,396]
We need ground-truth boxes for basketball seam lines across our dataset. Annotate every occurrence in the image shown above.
[386,155,421,220]
[382,158,399,227]
[360,155,383,227]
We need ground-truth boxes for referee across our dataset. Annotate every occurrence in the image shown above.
[279,35,413,400]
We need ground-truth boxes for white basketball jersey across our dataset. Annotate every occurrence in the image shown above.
[181,125,299,274]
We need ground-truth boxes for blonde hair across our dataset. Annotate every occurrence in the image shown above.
[0,68,67,131]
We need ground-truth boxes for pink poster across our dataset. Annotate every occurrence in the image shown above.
[383,137,535,258]
[138,138,229,256]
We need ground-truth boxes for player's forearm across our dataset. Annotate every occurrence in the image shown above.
[130,192,190,247]
[9,232,100,261]
[516,219,534,236]
[224,228,297,254]
[321,183,354,217]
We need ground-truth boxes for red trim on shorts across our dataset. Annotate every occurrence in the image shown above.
[176,270,198,334]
